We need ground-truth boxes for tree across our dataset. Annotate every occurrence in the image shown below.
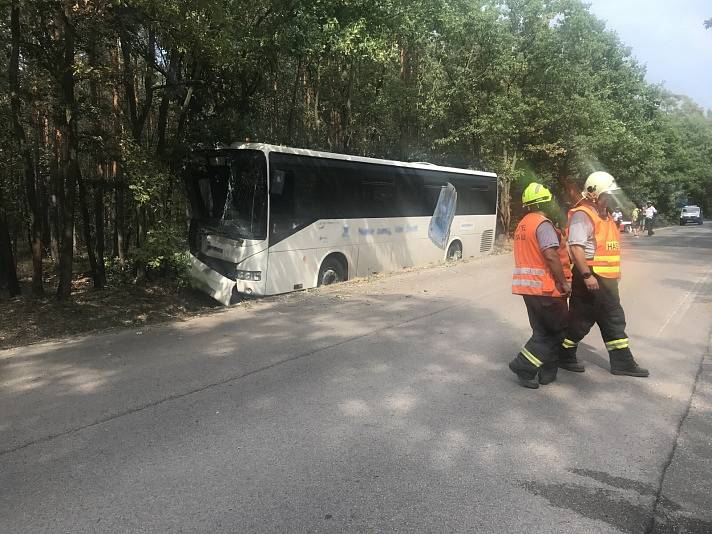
[0,0,709,300]
[9,0,43,295]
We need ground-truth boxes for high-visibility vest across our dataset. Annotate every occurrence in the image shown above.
[512,212,572,297]
[568,202,621,279]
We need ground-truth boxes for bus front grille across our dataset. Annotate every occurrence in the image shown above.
[480,229,494,253]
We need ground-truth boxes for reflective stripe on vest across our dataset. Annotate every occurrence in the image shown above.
[512,278,544,288]
[512,212,572,297]
[513,267,546,276]
[568,203,621,279]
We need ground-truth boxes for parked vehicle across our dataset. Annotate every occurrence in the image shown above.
[680,205,703,225]
[183,143,498,304]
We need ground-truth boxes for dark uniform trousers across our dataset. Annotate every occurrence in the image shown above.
[514,295,568,377]
[562,268,636,367]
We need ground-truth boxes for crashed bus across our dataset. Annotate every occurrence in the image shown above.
[184,143,497,305]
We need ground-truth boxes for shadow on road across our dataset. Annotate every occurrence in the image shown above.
[523,467,712,534]
[1,228,711,531]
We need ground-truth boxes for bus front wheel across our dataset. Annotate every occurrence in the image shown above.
[318,255,347,286]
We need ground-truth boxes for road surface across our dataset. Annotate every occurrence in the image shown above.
[1,225,711,533]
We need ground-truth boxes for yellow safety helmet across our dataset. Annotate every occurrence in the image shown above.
[522,182,552,207]
[583,171,620,200]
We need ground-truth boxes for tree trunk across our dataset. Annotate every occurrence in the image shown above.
[119,29,139,140]
[9,0,43,295]
[88,40,106,288]
[55,3,81,300]
[94,177,106,287]
[398,39,417,160]
[286,57,302,144]
[0,185,21,297]
[175,62,202,144]
[78,174,100,288]
[156,49,182,159]
[497,146,518,237]
[340,61,355,153]
[114,174,126,264]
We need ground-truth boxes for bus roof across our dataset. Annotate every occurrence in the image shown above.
[226,142,498,178]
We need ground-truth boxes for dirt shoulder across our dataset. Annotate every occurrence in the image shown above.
[1,249,509,351]
[0,262,220,350]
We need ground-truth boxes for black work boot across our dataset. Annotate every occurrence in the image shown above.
[538,362,558,385]
[559,345,585,373]
[609,348,649,377]
[509,356,540,389]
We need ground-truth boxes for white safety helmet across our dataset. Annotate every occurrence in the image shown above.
[583,171,620,200]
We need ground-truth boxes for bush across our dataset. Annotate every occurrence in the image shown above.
[104,228,190,287]
[105,257,137,286]
[131,226,191,285]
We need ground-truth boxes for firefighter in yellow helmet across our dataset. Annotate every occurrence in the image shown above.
[559,171,649,377]
[508,183,572,389]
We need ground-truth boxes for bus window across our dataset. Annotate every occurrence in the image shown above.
[269,169,298,243]
[184,150,267,240]
[361,176,395,217]
[447,175,496,215]
[396,172,430,217]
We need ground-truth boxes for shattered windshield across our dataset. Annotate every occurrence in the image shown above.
[186,150,267,240]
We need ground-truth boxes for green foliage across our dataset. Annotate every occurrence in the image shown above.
[120,138,171,207]
[1,0,711,298]
[131,226,191,284]
[104,257,137,286]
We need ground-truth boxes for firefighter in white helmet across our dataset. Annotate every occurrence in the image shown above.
[559,171,649,377]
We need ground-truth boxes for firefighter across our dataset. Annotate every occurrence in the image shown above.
[559,171,649,377]
[509,183,572,389]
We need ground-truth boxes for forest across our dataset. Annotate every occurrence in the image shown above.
[1,0,711,300]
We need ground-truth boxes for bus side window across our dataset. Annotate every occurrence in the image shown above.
[311,159,360,219]
[361,178,395,217]
[271,170,286,195]
[396,172,430,217]
[270,169,298,241]
[447,174,496,215]
[469,180,496,215]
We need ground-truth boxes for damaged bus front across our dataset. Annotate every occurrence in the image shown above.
[184,148,268,304]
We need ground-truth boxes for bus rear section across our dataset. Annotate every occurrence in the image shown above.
[264,150,497,295]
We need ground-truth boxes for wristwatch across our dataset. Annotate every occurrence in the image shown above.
[582,271,593,279]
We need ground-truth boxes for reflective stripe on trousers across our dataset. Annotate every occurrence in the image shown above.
[521,347,543,367]
[605,338,629,350]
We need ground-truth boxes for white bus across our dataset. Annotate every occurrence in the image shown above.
[184,143,497,304]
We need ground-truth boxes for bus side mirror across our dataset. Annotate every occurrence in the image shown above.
[271,170,286,195]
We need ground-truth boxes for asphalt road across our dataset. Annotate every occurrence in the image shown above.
[1,224,711,533]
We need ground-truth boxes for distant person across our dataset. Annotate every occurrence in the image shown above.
[638,204,647,235]
[558,172,648,377]
[509,183,572,389]
[631,205,641,237]
[612,207,623,226]
[644,203,657,236]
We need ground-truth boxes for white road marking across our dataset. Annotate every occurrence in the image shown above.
[657,264,712,337]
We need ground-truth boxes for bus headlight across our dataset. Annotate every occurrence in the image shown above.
[236,270,261,281]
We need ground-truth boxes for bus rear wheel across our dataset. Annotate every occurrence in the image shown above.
[318,256,347,286]
[446,241,463,261]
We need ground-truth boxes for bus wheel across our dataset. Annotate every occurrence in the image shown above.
[318,256,347,286]
[446,241,462,261]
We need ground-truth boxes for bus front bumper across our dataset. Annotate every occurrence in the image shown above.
[188,253,235,306]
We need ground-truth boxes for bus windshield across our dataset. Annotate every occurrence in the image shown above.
[186,150,267,240]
